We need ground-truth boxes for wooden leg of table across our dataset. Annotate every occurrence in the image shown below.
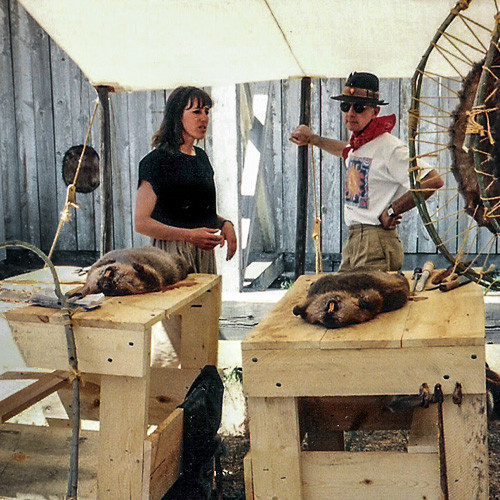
[97,374,150,499]
[248,397,303,500]
[443,393,488,500]
[179,282,221,369]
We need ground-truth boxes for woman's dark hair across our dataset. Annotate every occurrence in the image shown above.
[152,86,213,153]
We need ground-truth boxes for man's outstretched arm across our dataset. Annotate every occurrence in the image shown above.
[289,125,348,158]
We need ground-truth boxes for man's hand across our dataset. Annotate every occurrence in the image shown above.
[379,208,402,230]
[289,125,316,146]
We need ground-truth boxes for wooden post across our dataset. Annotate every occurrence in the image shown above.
[294,77,312,279]
[96,86,114,255]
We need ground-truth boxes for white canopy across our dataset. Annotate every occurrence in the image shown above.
[17,0,496,91]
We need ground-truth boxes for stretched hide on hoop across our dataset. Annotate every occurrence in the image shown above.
[62,144,100,193]
[450,57,500,233]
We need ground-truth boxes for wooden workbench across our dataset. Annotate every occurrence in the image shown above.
[242,273,488,500]
[4,271,221,499]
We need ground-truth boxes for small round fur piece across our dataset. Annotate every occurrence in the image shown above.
[62,145,100,194]
[67,246,192,297]
[293,271,410,329]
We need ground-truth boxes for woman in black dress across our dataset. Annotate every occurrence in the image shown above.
[135,86,237,273]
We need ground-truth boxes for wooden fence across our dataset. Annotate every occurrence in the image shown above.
[1,0,494,289]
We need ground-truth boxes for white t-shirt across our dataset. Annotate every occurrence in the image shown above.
[343,132,429,227]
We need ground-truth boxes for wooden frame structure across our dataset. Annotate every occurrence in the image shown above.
[3,270,221,499]
[242,273,488,499]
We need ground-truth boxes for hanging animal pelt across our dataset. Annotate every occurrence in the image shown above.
[62,144,100,193]
[67,246,192,297]
[450,57,500,233]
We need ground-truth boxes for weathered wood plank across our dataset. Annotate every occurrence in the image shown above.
[8,321,148,377]
[417,76,441,254]
[243,452,254,500]
[281,79,301,253]
[320,78,344,256]
[73,69,99,252]
[110,92,133,249]
[50,41,78,252]
[398,78,420,255]
[248,397,303,500]
[143,407,183,500]
[242,346,485,397]
[98,373,149,499]
[443,394,489,499]
[129,90,159,247]
[10,2,42,246]
[402,282,485,347]
[29,8,58,252]
[243,81,272,262]
[0,370,69,423]
[0,0,16,258]
[407,405,438,454]
[301,451,440,499]
[5,273,221,330]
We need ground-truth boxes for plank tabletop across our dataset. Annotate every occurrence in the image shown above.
[4,273,221,331]
[242,272,485,351]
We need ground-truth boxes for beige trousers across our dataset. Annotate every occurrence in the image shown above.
[152,239,217,274]
[339,224,404,273]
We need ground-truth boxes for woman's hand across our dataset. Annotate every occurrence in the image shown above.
[188,227,224,250]
[220,221,237,261]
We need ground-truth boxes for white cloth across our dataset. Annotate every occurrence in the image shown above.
[343,133,430,227]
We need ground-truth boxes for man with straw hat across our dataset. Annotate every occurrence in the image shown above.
[290,71,443,272]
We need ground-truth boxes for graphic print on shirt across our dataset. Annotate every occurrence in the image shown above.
[345,156,371,209]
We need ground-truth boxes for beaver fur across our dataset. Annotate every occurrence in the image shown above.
[450,56,500,232]
[67,246,192,297]
[62,145,100,194]
[293,271,410,329]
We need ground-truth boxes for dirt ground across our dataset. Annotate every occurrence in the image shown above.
[220,421,500,499]
[219,432,250,500]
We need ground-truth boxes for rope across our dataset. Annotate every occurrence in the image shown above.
[308,80,323,274]
[466,105,497,143]
[47,98,100,260]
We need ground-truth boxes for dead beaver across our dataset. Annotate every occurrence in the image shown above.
[293,271,410,329]
[67,246,192,297]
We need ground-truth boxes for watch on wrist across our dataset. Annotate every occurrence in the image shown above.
[387,204,396,218]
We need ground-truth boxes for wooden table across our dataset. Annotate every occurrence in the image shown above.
[4,272,221,499]
[242,273,488,500]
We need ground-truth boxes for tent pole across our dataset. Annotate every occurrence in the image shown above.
[294,77,312,279]
[96,86,114,256]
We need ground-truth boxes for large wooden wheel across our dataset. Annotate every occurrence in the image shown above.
[409,0,500,290]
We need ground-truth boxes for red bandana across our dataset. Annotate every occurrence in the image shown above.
[342,114,397,159]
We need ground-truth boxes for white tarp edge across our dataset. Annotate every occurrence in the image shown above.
[16,0,496,91]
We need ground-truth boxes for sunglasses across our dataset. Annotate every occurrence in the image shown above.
[340,102,369,113]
